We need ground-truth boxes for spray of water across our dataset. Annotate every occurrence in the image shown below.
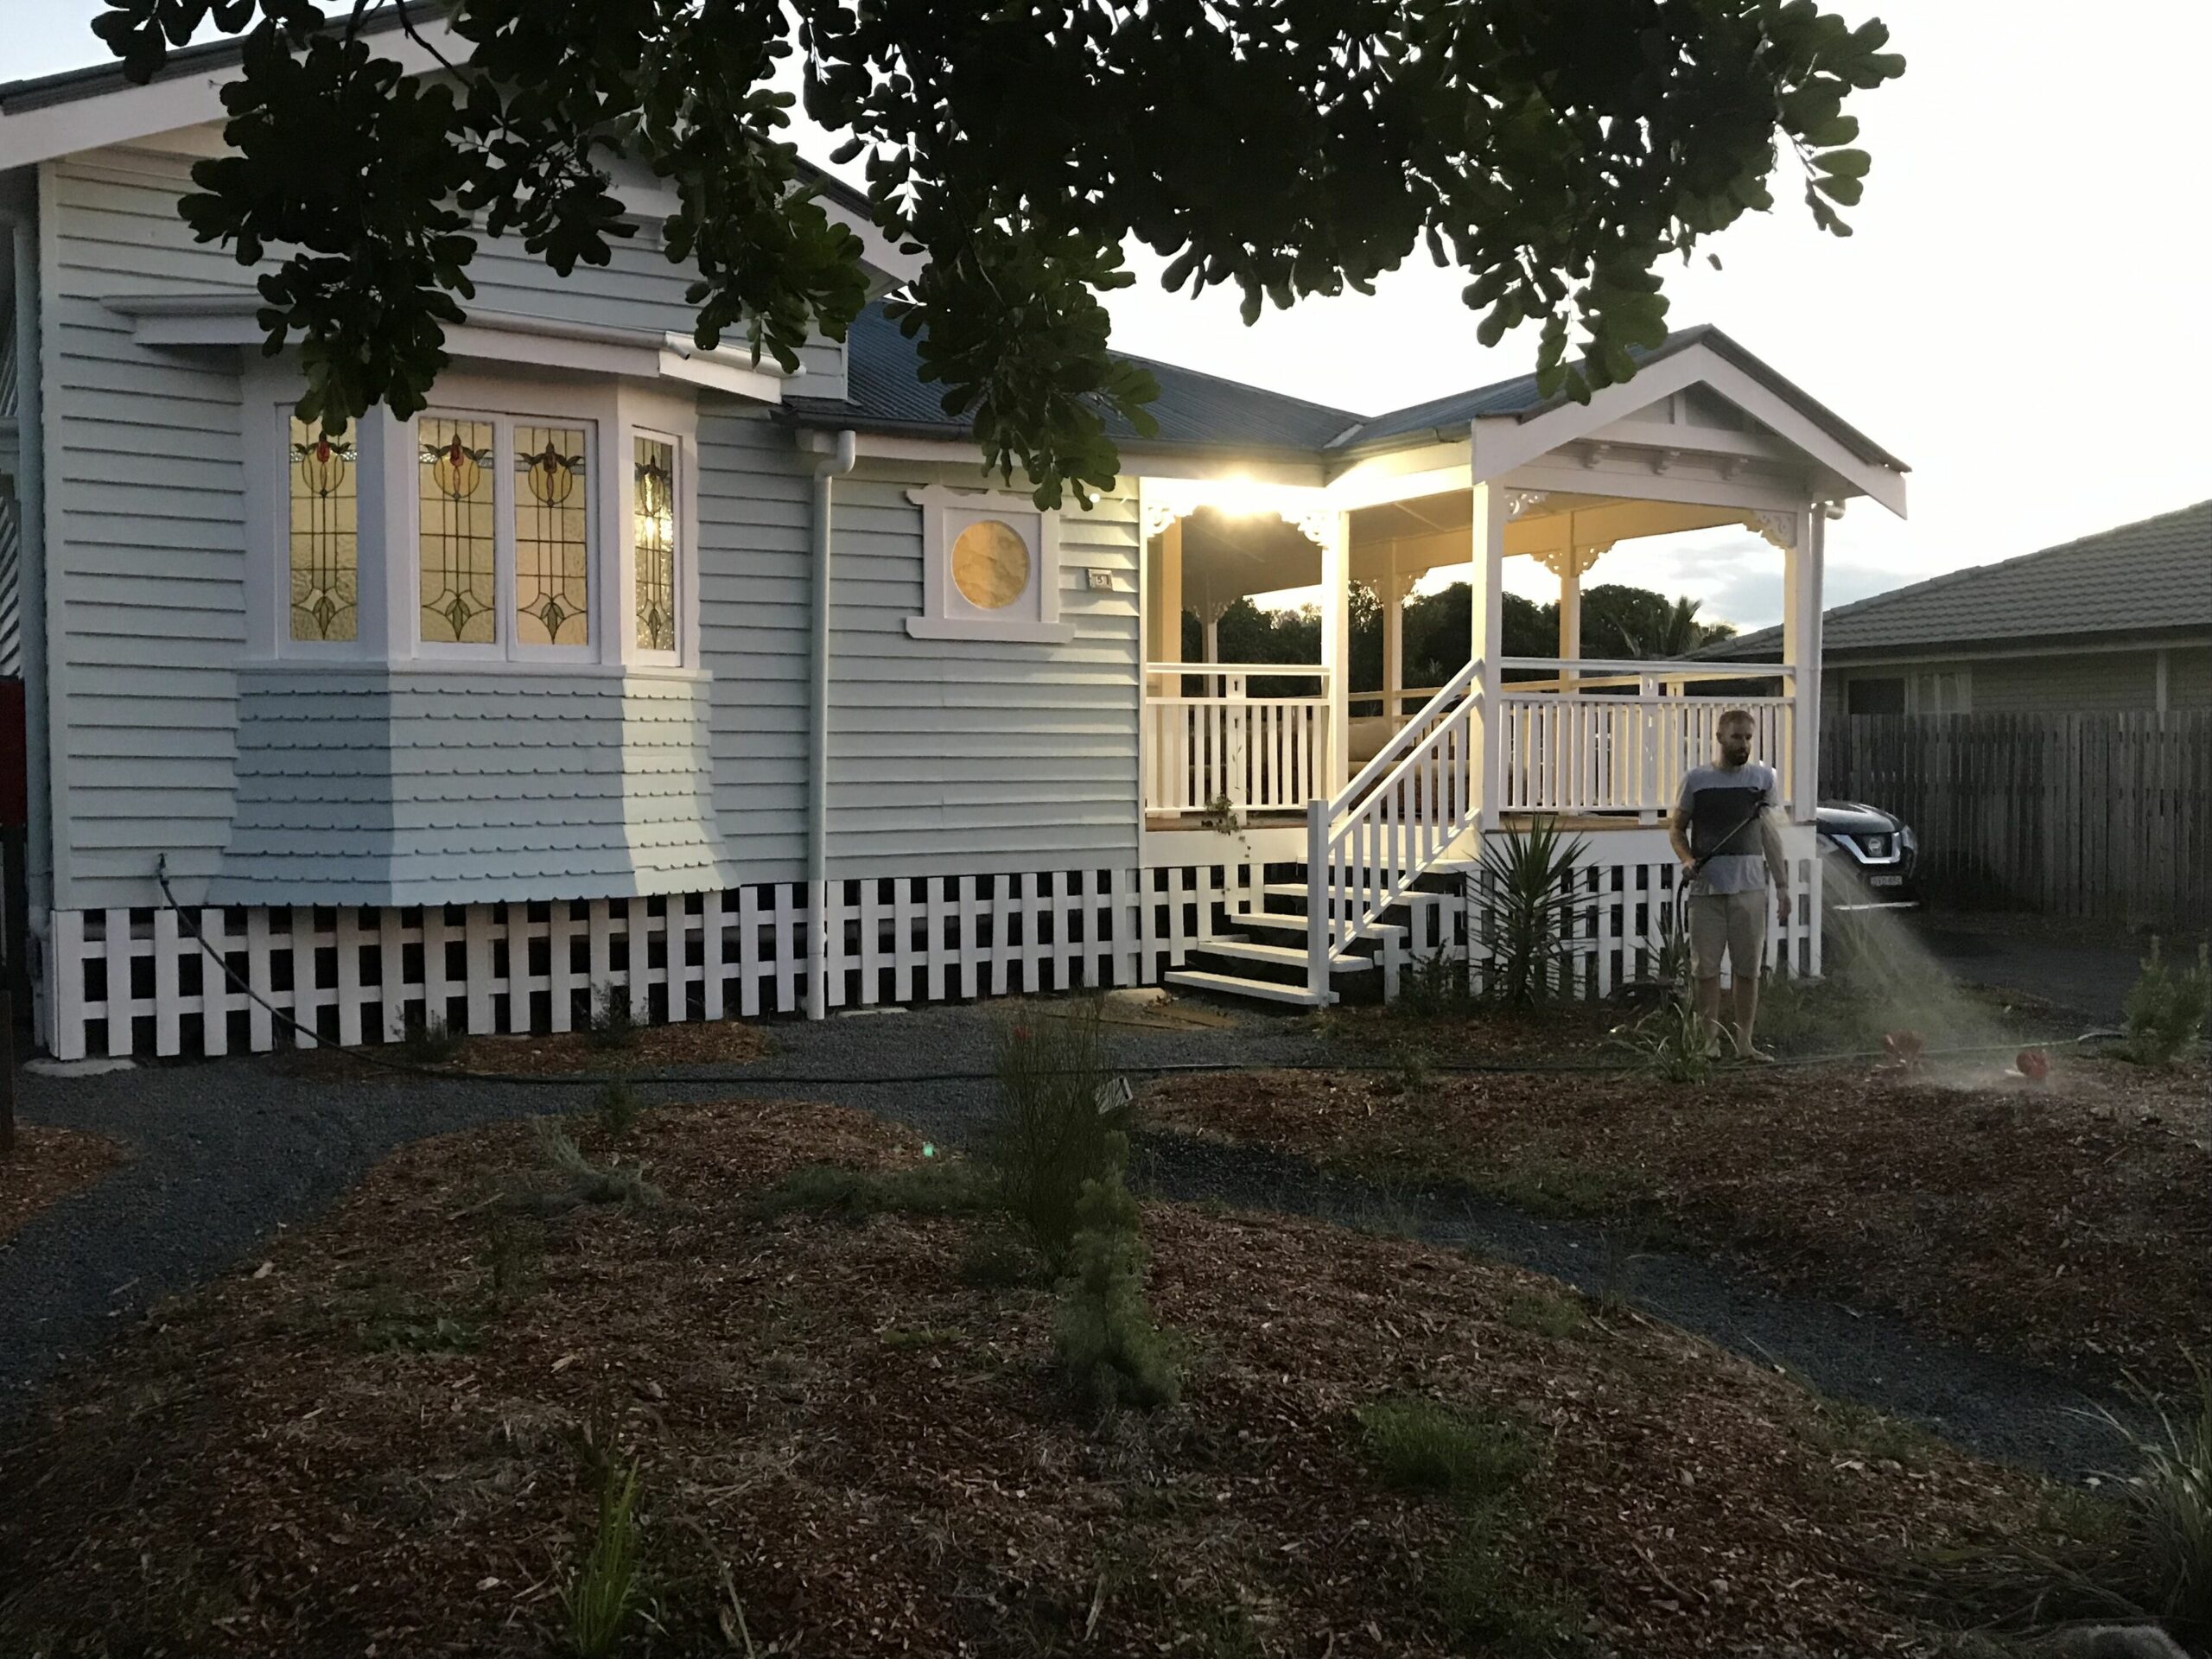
[1759,861,2077,1088]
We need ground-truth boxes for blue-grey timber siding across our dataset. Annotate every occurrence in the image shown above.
[690,413,1143,884]
[213,670,726,905]
[41,137,1141,910]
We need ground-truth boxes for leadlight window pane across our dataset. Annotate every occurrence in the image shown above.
[288,416,358,642]
[418,417,498,645]
[634,437,677,652]
[514,424,591,647]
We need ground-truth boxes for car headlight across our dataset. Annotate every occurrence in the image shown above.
[1900,824,1918,855]
[1816,831,1839,851]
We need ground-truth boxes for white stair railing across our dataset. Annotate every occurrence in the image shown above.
[1305,657,1486,999]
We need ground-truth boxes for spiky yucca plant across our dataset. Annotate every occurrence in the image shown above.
[1474,817,1589,1007]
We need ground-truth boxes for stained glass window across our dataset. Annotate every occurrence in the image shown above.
[514,425,591,646]
[633,437,677,652]
[418,418,498,645]
[288,416,358,642]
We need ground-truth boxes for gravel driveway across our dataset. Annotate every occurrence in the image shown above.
[3,1002,2136,1477]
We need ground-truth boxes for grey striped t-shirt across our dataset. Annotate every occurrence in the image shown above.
[1675,762,1781,895]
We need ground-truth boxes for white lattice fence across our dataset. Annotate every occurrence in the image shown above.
[1460,845,1823,1001]
[43,861,1264,1060]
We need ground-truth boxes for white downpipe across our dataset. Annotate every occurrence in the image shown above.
[805,429,857,1020]
[4,210,54,1005]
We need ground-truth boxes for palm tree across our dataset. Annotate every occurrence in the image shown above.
[1623,595,1731,659]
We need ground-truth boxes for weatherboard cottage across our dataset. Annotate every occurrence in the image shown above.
[0,23,1907,1060]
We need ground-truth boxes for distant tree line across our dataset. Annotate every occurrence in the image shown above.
[1179,582,1736,697]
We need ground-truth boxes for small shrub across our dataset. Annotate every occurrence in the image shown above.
[988,1001,1128,1270]
[2122,938,2212,1068]
[399,1008,461,1065]
[752,1160,990,1223]
[564,1455,643,1659]
[880,1325,962,1351]
[1501,1287,1591,1341]
[585,983,639,1052]
[1398,948,1472,1019]
[1355,1396,1535,1500]
[1051,1150,1180,1413]
[595,1077,641,1142]
[2095,1359,2212,1639]
[516,1118,663,1216]
[1473,817,1589,1007]
[1429,1513,1583,1657]
[481,1212,545,1304]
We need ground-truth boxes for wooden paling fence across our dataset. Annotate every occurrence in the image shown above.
[1821,713,2212,931]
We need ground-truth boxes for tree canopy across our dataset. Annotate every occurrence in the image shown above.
[1180,581,1737,693]
[95,0,1901,505]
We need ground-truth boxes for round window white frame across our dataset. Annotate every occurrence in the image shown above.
[904,485,1072,644]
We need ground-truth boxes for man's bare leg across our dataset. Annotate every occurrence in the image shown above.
[1694,975,1725,1054]
[1729,971,1760,1057]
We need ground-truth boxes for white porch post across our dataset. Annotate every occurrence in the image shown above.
[1379,566,1411,723]
[1778,505,1823,822]
[1556,563,1582,691]
[1470,484,1508,830]
[1319,511,1352,792]
[1146,518,1185,695]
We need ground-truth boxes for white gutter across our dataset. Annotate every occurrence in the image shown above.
[806,429,857,1019]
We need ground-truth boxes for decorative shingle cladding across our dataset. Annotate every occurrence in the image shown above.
[213,671,730,906]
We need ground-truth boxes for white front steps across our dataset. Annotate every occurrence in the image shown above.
[1161,861,1462,1010]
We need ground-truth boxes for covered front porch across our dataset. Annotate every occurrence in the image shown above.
[1140,484,1815,830]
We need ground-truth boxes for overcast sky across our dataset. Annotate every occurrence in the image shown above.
[10,3,2209,628]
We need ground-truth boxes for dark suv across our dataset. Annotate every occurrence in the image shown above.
[1815,800,1919,910]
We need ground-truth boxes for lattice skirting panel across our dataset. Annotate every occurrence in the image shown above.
[1460,851,1823,999]
[42,861,1266,1060]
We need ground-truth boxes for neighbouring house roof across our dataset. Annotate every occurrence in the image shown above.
[1703,499,2212,661]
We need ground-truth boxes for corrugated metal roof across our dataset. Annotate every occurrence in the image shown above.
[792,301,1365,453]
[796,306,1909,471]
[1706,499,2212,660]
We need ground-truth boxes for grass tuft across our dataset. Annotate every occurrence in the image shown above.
[2096,1359,2212,1639]
[1429,1512,1584,1657]
[563,1455,643,1658]
[1355,1396,1535,1501]
[1501,1286,1592,1341]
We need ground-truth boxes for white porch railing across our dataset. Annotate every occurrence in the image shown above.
[1142,664,1330,817]
[1306,656,1484,994]
[1495,658,1796,820]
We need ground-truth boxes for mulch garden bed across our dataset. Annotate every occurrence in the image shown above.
[290,1016,772,1080]
[0,1125,126,1244]
[0,1097,2101,1656]
[1146,1052,2212,1394]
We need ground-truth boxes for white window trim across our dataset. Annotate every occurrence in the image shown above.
[243,359,703,672]
[626,427,685,667]
[903,483,1072,644]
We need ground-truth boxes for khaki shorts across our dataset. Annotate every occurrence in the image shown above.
[1688,889,1769,981]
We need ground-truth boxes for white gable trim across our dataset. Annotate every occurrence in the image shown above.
[1469,340,1907,518]
[105,293,792,403]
